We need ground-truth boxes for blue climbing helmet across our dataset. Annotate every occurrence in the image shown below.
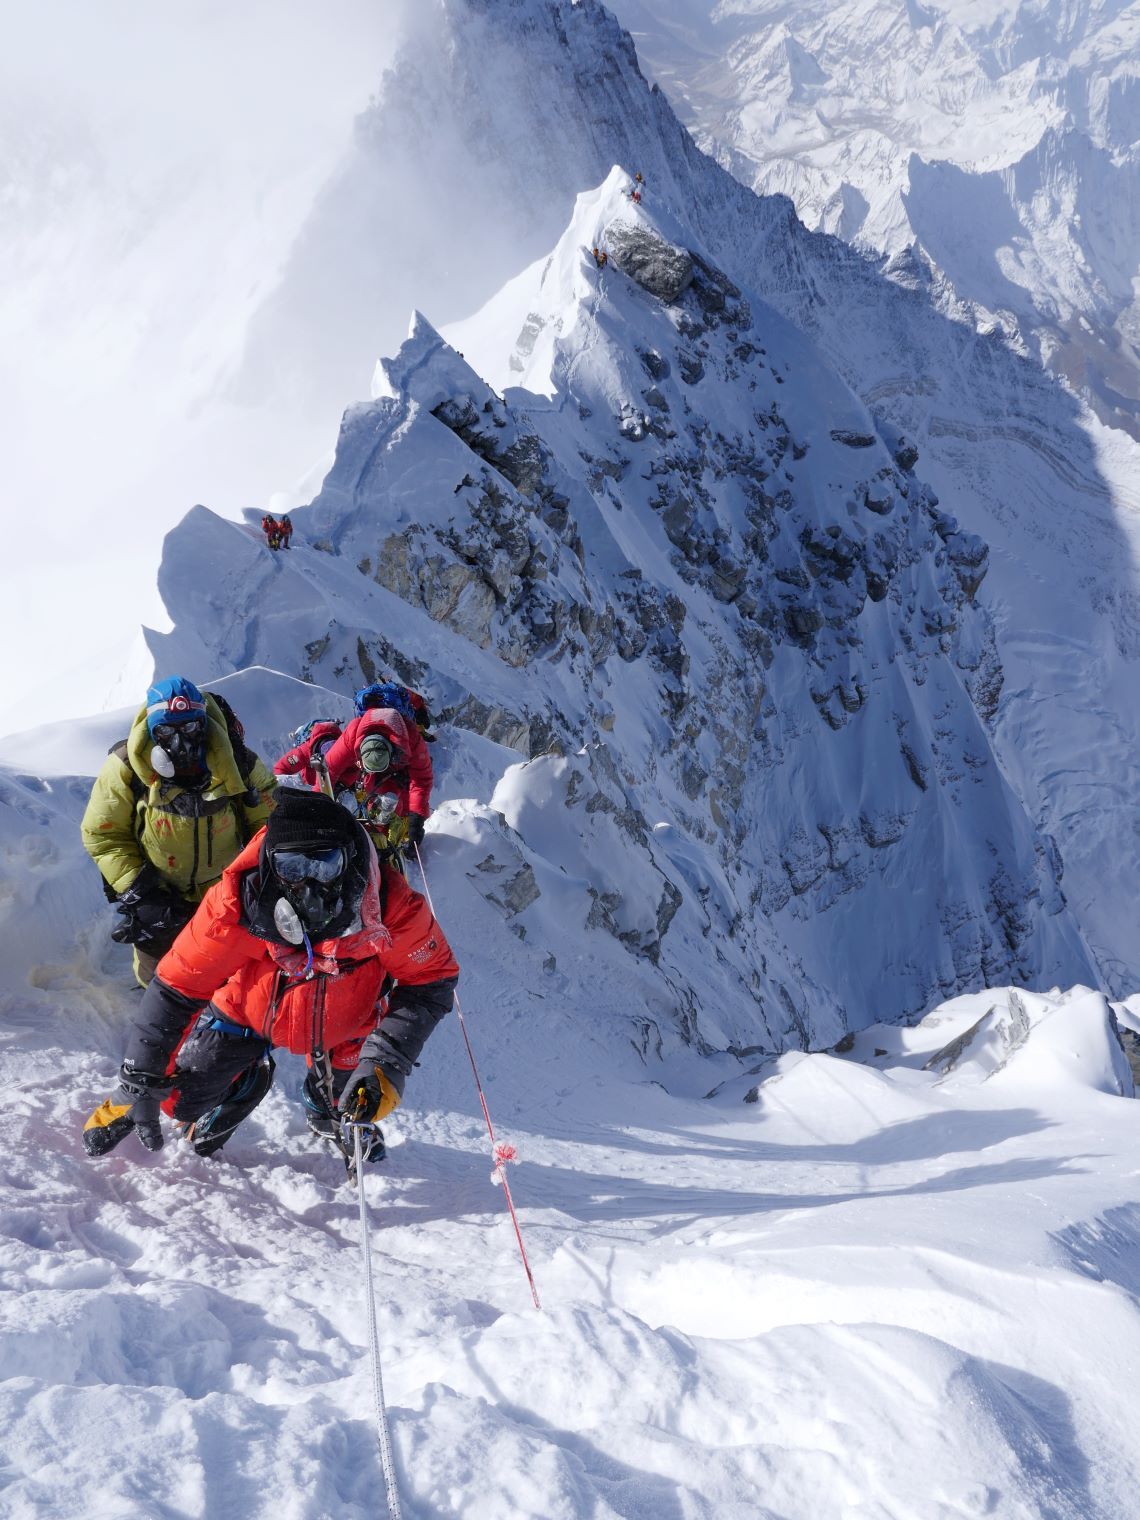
[145,675,207,737]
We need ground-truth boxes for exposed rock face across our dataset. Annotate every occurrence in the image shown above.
[432,396,548,497]
[157,183,1091,1056]
[606,224,694,302]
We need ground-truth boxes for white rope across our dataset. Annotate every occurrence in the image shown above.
[351,1123,403,1519]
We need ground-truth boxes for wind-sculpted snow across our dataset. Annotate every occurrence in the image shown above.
[1,508,1135,1519]
[144,171,1094,1053]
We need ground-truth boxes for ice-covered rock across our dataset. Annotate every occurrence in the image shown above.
[241,0,1140,995]
[131,168,1096,1053]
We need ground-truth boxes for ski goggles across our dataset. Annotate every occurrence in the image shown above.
[152,718,207,744]
[271,845,347,885]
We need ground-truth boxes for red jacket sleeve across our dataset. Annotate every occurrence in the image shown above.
[322,716,363,792]
[157,878,263,1003]
[274,744,307,777]
[275,726,342,788]
[404,727,434,816]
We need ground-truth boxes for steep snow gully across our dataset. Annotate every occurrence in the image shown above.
[2,1,1140,1514]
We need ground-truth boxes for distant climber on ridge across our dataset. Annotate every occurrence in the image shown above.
[592,245,608,268]
[261,514,280,550]
[81,677,276,986]
[279,515,293,549]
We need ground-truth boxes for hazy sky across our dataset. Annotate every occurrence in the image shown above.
[0,1,405,730]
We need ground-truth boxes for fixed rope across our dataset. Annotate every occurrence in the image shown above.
[413,843,542,1311]
[347,1120,403,1519]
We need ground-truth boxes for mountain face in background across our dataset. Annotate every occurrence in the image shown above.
[234,0,1140,996]
[605,0,1140,439]
[3,8,1140,1508]
[4,0,1133,1039]
[146,172,1093,1052]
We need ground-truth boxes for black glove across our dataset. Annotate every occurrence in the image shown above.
[83,1063,173,1157]
[337,1062,401,1123]
[402,813,427,857]
[111,872,193,952]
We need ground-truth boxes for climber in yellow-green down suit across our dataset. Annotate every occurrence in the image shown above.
[81,676,276,987]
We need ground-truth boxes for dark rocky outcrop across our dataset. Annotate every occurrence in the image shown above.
[606,224,695,302]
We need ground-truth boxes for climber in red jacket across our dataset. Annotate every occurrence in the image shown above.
[321,706,434,855]
[83,790,457,1164]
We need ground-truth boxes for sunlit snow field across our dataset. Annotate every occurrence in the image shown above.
[2,747,1140,1518]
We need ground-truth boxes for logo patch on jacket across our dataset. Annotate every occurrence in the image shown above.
[408,937,438,964]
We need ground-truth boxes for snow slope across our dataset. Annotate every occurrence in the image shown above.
[1,764,1139,1517]
[606,0,1140,439]
[8,0,1137,997]
[2,10,1138,1505]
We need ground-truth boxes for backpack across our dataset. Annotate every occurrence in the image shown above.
[206,691,260,800]
[288,716,339,749]
[353,681,418,722]
[355,681,437,742]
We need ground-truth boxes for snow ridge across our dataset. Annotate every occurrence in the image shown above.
[231,0,1140,992]
[1,5,1140,1513]
[132,169,1092,1055]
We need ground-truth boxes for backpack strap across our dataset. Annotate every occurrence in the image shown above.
[103,739,147,897]
[110,739,144,802]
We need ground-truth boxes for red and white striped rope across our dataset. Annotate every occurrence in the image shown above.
[414,842,542,1311]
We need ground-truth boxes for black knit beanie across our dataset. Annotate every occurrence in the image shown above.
[264,789,359,854]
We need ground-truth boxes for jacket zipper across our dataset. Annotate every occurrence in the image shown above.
[309,976,327,1055]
